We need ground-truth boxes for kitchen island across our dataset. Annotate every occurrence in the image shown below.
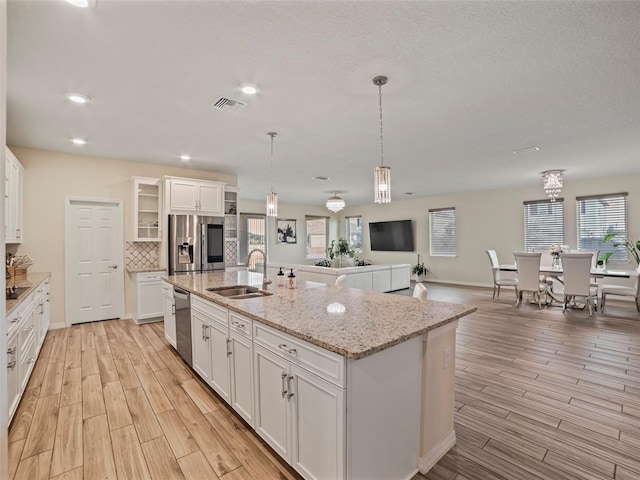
[164,271,476,479]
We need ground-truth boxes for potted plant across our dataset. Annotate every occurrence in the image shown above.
[329,238,355,267]
[603,234,640,265]
[412,254,430,282]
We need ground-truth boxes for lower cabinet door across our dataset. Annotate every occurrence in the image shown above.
[191,313,212,383]
[290,364,345,480]
[230,331,254,426]
[163,294,176,347]
[208,320,231,403]
[7,334,19,421]
[253,344,291,460]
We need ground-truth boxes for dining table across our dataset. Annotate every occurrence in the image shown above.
[498,264,635,306]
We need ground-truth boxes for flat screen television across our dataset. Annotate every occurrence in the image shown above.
[368,220,414,251]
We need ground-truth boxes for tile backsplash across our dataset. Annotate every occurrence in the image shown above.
[126,242,160,269]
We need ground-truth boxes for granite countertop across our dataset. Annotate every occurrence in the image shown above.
[164,271,476,360]
[6,271,51,316]
[272,263,411,275]
[126,267,166,273]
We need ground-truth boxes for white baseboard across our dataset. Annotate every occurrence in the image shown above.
[49,322,67,330]
[419,430,456,474]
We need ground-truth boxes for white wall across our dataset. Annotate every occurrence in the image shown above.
[11,147,236,328]
[1,2,8,478]
[338,174,640,286]
[238,198,339,267]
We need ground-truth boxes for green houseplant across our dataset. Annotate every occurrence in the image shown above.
[412,254,430,281]
[329,238,355,267]
[603,234,640,265]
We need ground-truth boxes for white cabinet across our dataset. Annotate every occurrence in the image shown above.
[229,312,254,425]
[161,281,176,348]
[132,177,162,241]
[131,271,164,323]
[5,275,52,423]
[5,146,24,244]
[253,322,345,479]
[208,318,231,403]
[391,264,411,290]
[191,308,213,384]
[167,178,224,215]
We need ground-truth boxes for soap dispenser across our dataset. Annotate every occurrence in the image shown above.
[276,267,285,286]
[287,269,297,289]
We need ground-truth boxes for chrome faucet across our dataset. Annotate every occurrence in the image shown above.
[245,248,271,287]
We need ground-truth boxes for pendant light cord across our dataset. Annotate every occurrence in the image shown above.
[268,132,277,191]
[378,83,384,167]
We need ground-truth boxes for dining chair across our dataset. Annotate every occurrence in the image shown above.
[560,253,598,316]
[335,275,346,287]
[485,250,518,300]
[533,249,554,268]
[573,249,600,288]
[413,283,428,300]
[513,252,547,309]
[600,263,640,313]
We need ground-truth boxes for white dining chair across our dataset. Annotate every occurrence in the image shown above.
[560,253,598,316]
[335,275,346,288]
[573,249,600,288]
[533,249,554,268]
[485,250,518,300]
[513,252,547,309]
[600,263,640,313]
[413,283,428,300]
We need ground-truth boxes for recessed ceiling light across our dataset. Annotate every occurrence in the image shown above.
[240,83,259,95]
[180,154,191,161]
[312,176,330,181]
[71,137,87,145]
[66,92,90,104]
[66,0,96,8]
[512,146,540,155]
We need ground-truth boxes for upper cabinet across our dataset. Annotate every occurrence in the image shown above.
[132,177,162,241]
[224,187,238,240]
[167,177,224,216]
[5,146,24,244]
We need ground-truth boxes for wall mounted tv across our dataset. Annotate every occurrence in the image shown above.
[368,220,414,251]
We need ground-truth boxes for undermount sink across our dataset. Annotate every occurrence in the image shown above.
[206,285,273,299]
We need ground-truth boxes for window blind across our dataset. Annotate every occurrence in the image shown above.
[305,216,329,259]
[429,208,456,257]
[576,193,628,262]
[239,214,265,268]
[346,216,362,249]
[523,199,564,252]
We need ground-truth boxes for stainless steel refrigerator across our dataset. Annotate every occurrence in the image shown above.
[168,215,225,275]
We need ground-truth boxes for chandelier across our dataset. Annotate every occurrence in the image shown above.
[266,132,278,217]
[542,169,564,202]
[373,75,391,204]
[326,193,346,213]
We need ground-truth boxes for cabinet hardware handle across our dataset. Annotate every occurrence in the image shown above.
[281,372,287,398]
[171,304,175,315]
[278,344,297,355]
[226,338,232,357]
[231,321,245,329]
[109,265,118,269]
[7,347,16,355]
[205,325,209,340]
[202,324,205,341]
[10,318,19,325]
[23,325,34,332]
[27,357,35,364]
[286,375,294,400]
[8,361,16,370]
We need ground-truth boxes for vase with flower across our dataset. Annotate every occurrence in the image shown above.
[549,244,569,269]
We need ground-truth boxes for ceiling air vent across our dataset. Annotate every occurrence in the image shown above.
[211,97,247,112]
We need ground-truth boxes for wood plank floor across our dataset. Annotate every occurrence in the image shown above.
[8,283,640,480]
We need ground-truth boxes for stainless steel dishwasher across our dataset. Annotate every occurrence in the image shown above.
[173,286,192,366]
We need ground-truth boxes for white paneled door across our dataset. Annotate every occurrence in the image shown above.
[65,198,124,325]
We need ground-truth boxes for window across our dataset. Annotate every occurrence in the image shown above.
[523,199,564,252]
[429,208,456,257]
[577,193,628,262]
[346,216,362,249]
[306,215,329,259]
[239,213,266,270]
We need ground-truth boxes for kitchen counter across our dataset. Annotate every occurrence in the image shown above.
[164,271,476,360]
[126,266,165,273]
[6,271,51,315]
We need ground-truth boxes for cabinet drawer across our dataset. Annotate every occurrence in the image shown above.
[192,295,227,326]
[253,322,345,388]
[137,271,165,282]
[19,332,36,390]
[18,309,35,351]
[160,280,173,297]
[229,311,252,338]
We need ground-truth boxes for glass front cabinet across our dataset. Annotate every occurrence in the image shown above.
[133,177,162,241]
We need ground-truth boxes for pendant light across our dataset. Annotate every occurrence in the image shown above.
[542,169,564,202]
[326,192,346,213]
[266,132,278,217]
[373,75,391,204]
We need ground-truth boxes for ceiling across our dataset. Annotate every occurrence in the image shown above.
[6,0,640,207]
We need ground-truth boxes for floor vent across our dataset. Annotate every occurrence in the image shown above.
[211,97,247,112]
